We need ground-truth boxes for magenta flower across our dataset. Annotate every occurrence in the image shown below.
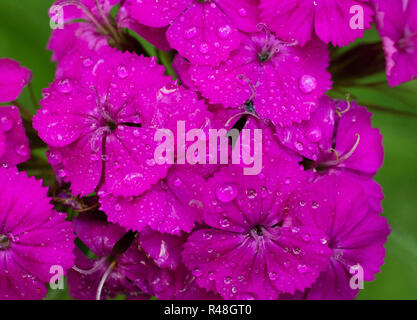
[188,27,332,126]
[374,0,417,86]
[34,51,208,197]
[0,167,75,300]
[290,174,390,299]
[99,166,206,235]
[260,0,374,47]
[68,213,155,300]
[148,264,220,300]
[125,0,260,65]
[48,0,170,63]
[137,227,220,299]
[138,227,186,270]
[0,58,32,103]
[0,106,30,167]
[182,148,332,299]
[276,96,384,176]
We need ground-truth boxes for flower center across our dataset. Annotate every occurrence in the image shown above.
[106,120,117,131]
[0,234,10,250]
[257,52,271,62]
[251,225,264,236]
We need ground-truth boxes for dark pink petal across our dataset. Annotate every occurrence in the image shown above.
[125,0,191,28]
[0,167,75,299]
[291,174,390,299]
[0,58,32,103]
[138,228,185,270]
[189,32,331,126]
[335,102,384,175]
[216,0,260,32]
[0,106,30,166]
[260,0,374,47]
[100,166,205,235]
[167,3,241,66]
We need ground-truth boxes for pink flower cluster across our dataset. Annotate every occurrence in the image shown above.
[1,0,416,300]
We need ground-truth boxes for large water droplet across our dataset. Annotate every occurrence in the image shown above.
[299,75,318,94]
[117,64,129,79]
[216,183,238,203]
[56,78,73,93]
[217,25,232,39]
[15,144,29,157]
[47,150,63,166]
[307,127,322,142]
[0,116,13,132]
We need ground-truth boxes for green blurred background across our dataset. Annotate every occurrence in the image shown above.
[0,0,416,300]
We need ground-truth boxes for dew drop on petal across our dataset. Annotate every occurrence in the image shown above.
[0,116,13,132]
[238,7,247,17]
[56,78,73,93]
[192,268,202,277]
[15,144,29,157]
[199,42,209,54]
[184,26,197,40]
[307,127,322,142]
[246,188,257,199]
[173,177,182,187]
[297,264,308,274]
[299,75,318,94]
[216,183,238,203]
[217,25,232,39]
[117,64,129,79]
[46,150,63,166]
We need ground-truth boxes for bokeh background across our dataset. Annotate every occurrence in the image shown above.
[0,0,416,300]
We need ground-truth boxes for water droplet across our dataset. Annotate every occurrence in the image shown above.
[0,116,13,132]
[114,204,122,211]
[184,26,197,40]
[117,64,129,79]
[297,264,308,274]
[47,150,62,166]
[203,232,213,240]
[293,247,301,255]
[308,128,322,142]
[268,272,277,281]
[238,7,248,17]
[208,271,215,280]
[15,144,29,157]
[217,25,232,39]
[219,217,230,228]
[284,177,291,185]
[146,159,156,167]
[199,42,209,54]
[246,188,257,199]
[192,268,202,277]
[312,201,319,209]
[299,75,318,94]
[291,227,300,233]
[224,276,232,284]
[83,57,93,67]
[320,237,328,245]
[215,183,238,203]
[302,233,311,242]
[56,78,73,93]
[173,178,182,187]
[294,141,304,151]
